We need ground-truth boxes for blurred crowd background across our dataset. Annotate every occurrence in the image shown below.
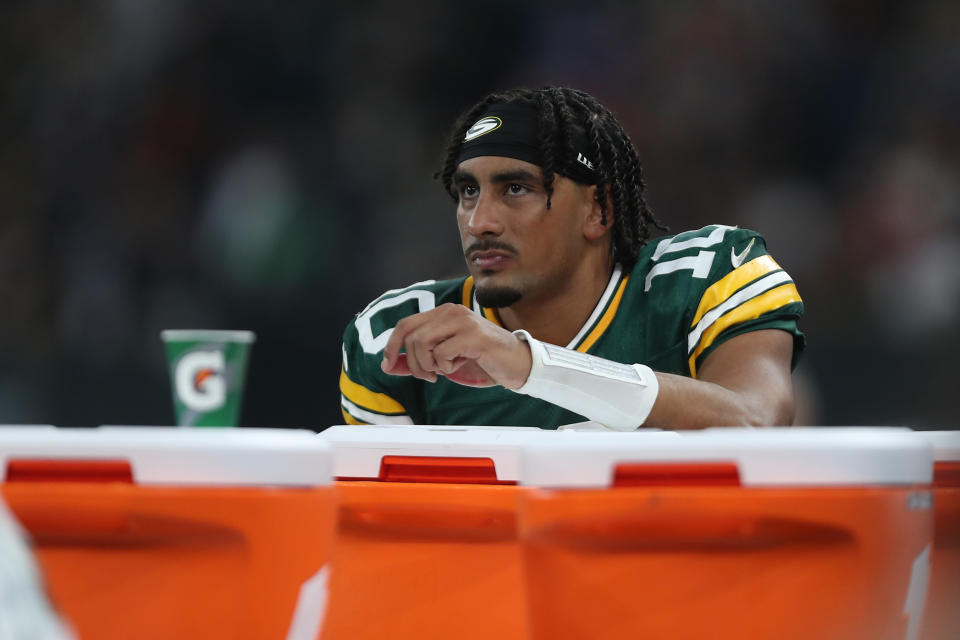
[1,0,957,430]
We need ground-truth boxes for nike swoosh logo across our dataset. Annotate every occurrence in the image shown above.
[731,238,755,269]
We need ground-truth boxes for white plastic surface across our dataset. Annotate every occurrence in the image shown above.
[320,425,554,481]
[520,427,934,488]
[915,430,960,462]
[0,426,331,487]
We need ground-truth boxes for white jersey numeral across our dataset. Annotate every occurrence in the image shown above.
[355,289,437,354]
[651,224,734,261]
[645,250,715,292]
[644,225,736,292]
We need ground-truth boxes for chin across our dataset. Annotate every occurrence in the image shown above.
[475,284,523,308]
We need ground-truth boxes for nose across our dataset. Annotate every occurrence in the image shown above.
[466,191,505,237]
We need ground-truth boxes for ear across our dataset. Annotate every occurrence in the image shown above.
[582,184,615,241]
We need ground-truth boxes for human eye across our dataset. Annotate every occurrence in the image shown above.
[458,184,479,199]
[506,183,529,196]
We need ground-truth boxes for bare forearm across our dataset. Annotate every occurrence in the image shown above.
[644,370,794,429]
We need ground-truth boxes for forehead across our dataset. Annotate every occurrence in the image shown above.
[455,156,543,180]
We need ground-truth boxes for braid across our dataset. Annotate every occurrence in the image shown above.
[578,94,638,260]
[549,88,579,176]
[436,87,668,270]
[576,105,611,227]
[595,120,629,251]
[534,91,558,209]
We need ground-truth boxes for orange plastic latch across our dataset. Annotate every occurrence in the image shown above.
[5,459,134,483]
[613,462,741,487]
[934,461,960,488]
[375,455,513,485]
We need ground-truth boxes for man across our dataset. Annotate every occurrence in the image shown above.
[339,87,804,430]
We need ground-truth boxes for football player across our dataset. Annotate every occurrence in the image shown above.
[340,87,804,430]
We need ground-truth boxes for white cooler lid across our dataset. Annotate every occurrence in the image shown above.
[915,430,960,462]
[520,427,933,488]
[0,426,331,487]
[321,425,554,482]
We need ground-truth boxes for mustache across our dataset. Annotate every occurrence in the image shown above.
[464,239,518,259]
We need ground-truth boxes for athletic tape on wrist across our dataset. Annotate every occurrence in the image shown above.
[512,330,659,431]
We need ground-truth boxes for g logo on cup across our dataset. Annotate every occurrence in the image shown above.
[175,350,227,412]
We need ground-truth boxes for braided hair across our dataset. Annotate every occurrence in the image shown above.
[436,87,668,270]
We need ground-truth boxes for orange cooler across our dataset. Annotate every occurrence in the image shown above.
[519,428,934,640]
[319,425,546,640]
[0,426,336,640]
[919,430,960,640]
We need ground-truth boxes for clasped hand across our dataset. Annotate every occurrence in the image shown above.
[380,304,532,389]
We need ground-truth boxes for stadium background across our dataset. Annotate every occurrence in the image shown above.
[0,0,957,431]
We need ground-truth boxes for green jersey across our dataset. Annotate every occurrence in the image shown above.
[340,225,804,429]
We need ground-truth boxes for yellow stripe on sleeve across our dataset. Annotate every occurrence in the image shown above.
[341,408,368,425]
[339,368,406,414]
[688,283,802,377]
[691,255,782,329]
[577,275,629,353]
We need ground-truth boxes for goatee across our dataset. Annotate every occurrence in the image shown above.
[475,285,522,308]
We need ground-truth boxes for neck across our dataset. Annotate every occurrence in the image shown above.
[496,253,615,347]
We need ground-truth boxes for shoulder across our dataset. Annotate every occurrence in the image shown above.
[628,224,804,375]
[632,225,771,291]
[640,224,761,269]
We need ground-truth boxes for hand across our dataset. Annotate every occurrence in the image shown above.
[380,303,533,389]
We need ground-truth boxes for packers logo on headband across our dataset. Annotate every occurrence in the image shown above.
[464,116,502,142]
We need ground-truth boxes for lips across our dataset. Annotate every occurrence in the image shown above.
[470,251,512,270]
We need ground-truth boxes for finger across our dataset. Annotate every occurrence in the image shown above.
[401,310,468,381]
[432,334,492,386]
[434,329,531,388]
[411,331,442,375]
[434,352,460,375]
[381,353,412,376]
[382,312,433,370]
[432,331,483,370]
[444,359,494,387]
[402,331,437,383]
[438,355,468,375]
[433,335,470,375]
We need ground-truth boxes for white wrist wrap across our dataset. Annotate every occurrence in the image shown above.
[512,330,659,431]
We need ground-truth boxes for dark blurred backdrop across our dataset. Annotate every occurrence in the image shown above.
[1,0,957,430]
